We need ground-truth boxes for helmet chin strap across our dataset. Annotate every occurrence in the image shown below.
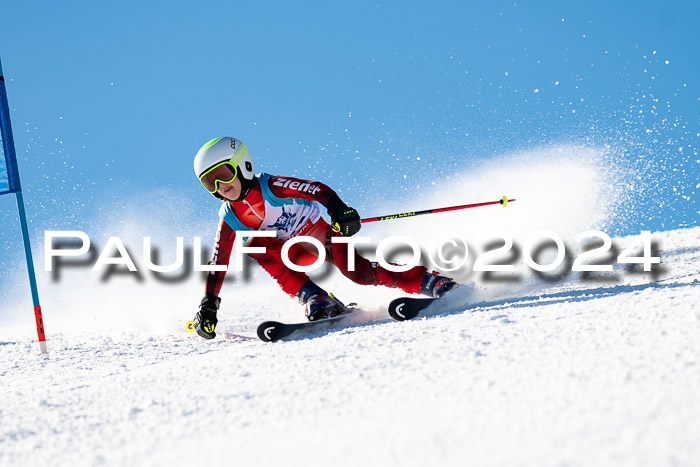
[233,176,253,202]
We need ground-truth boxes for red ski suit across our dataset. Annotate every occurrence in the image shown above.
[204,175,426,298]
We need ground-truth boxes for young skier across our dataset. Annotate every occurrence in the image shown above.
[191,137,457,339]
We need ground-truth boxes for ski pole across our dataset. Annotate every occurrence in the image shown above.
[360,195,515,225]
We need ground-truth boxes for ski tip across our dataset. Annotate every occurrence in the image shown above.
[389,297,440,321]
[185,320,195,332]
[257,321,281,342]
[388,298,415,321]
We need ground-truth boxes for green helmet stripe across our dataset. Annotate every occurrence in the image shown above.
[198,137,223,153]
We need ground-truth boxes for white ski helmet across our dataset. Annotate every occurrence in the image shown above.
[194,137,255,197]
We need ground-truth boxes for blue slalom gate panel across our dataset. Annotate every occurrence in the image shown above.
[0,128,8,194]
[0,58,21,196]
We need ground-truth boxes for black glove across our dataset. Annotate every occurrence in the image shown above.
[329,204,361,236]
[193,294,220,339]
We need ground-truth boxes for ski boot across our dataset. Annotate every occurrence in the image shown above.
[420,271,458,298]
[296,280,345,321]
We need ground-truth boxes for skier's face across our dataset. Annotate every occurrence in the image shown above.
[217,177,242,200]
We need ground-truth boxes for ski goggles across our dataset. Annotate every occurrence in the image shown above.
[199,161,238,194]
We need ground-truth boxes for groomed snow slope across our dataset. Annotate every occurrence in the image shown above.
[1,226,698,467]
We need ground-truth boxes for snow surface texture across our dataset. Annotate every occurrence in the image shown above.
[1,146,699,466]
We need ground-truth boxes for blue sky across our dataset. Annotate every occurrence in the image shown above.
[1,0,698,250]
